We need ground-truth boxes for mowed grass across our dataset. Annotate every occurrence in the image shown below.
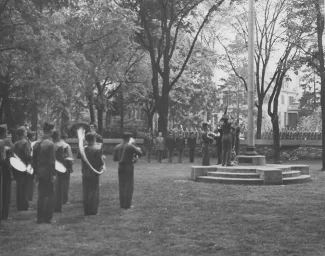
[0,156,325,256]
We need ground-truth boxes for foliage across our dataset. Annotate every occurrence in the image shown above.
[297,107,322,132]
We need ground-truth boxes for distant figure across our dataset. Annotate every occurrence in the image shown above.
[201,123,214,166]
[215,123,223,165]
[26,130,37,201]
[61,133,73,204]
[155,132,165,163]
[221,115,232,166]
[144,129,154,163]
[176,132,186,163]
[165,132,176,163]
[235,122,241,156]
[113,132,143,209]
[187,132,197,163]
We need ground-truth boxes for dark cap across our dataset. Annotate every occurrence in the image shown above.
[16,126,27,137]
[85,132,96,142]
[52,130,61,141]
[27,130,36,136]
[43,122,55,132]
[123,132,132,140]
[0,124,7,134]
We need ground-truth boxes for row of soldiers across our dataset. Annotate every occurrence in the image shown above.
[261,130,322,140]
[142,117,241,166]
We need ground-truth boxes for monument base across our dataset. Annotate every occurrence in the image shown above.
[236,155,266,166]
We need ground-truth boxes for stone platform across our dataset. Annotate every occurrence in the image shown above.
[191,164,311,185]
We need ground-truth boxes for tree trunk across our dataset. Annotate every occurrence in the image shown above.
[87,96,95,124]
[158,92,169,136]
[97,106,103,135]
[271,115,281,163]
[256,103,263,139]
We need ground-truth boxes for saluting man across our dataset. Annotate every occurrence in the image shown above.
[32,122,56,224]
[13,126,32,211]
[113,132,142,209]
[81,132,105,215]
[0,124,13,220]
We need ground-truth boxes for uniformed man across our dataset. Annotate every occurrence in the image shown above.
[89,123,103,143]
[187,132,197,163]
[61,133,73,204]
[0,126,5,223]
[81,132,105,215]
[175,132,186,163]
[26,130,37,201]
[0,124,13,220]
[201,123,214,166]
[32,122,56,224]
[155,132,165,163]
[113,132,142,209]
[13,126,32,211]
[143,129,154,163]
[214,123,223,165]
[165,132,176,163]
[221,115,233,166]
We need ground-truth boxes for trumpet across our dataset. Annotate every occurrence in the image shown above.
[77,126,105,175]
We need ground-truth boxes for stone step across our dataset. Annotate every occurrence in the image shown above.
[196,176,264,185]
[216,166,258,173]
[283,175,312,185]
[208,172,260,179]
[282,170,301,178]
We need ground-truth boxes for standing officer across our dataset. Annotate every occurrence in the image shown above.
[187,132,197,163]
[221,115,233,166]
[144,129,154,163]
[13,126,31,211]
[32,122,56,224]
[165,131,176,163]
[201,123,214,166]
[175,132,186,163]
[0,124,13,220]
[155,132,165,163]
[113,132,142,209]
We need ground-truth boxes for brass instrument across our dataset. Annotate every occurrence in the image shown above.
[77,126,105,175]
[129,137,141,163]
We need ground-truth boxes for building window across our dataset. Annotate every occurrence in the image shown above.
[281,95,285,105]
[289,96,294,105]
[284,112,287,127]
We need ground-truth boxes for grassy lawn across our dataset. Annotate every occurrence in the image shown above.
[0,156,325,256]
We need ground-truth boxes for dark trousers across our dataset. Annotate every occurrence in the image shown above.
[16,172,29,211]
[178,149,184,163]
[157,150,163,163]
[62,171,70,204]
[37,178,55,223]
[118,164,134,209]
[82,175,99,215]
[235,137,240,156]
[189,148,195,163]
[54,173,64,212]
[168,149,174,163]
[1,166,12,220]
[222,136,232,166]
[217,145,222,164]
[27,175,35,201]
[202,143,210,166]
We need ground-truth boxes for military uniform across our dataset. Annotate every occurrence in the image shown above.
[187,134,196,163]
[53,140,66,213]
[144,133,154,163]
[13,127,32,211]
[175,134,186,163]
[81,133,104,215]
[113,134,142,209]
[215,128,222,165]
[62,140,73,204]
[165,134,175,163]
[26,131,37,201]
[32,123,56,223]
[221,117,232,166]
[155,134,165,163]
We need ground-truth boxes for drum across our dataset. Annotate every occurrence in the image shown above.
[10,156,27,172]
[55,161,66,173]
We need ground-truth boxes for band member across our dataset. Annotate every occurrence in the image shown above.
[155,132,165,163]
[89,122,103,143]
[33,122,56,224]
[144,129,154,163]
[221,115,232,166]
[201,123,214,166]
[187,132,197,163]
[13,126,31,211]
[26,130,37,201]
[61,133,73,204]
[234,121,241,156]
[215,123,223,165]
[113,132,142,209]
[176,132,186,163]
[0,124,13,220]
[165,131,176,163]
[0,125,6,222]
[81,132,105,215]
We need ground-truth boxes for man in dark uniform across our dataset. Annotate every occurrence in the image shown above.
[26,130,37,201]
[175,132,186,163]
[32,122,56,224]
[13,126,32,211]
[187,132,197,163]
[201,123,214,166]
[61,133,73,205]
[221,115,232,166]
[81,132,105,215]
[215,123,223,165]
[234,121,241,156]
[89,123,103,143]
[0,124,13,220]
[0,126,5,223]
[165,132,175,163]
[113,132,142,209]
[143,129,154,163]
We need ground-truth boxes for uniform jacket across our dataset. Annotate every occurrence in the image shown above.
[82,143,104,177]
[175,137,186,150]
[187,137,197,149]
[113,143,143,165]
[165,136,175,150]
[14,138,31,166]
[155,136,165,151]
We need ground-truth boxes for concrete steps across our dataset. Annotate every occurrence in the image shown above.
[191,164,311,186]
